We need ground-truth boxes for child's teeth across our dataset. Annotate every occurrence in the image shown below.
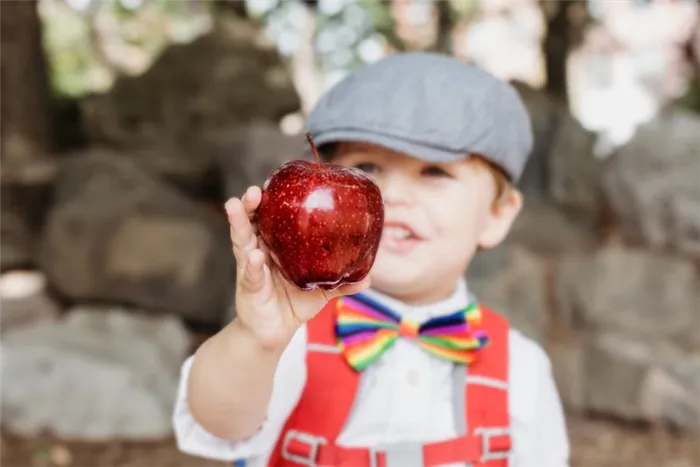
[386,227,410,239]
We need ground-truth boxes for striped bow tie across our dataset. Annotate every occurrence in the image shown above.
[334,293,489,371]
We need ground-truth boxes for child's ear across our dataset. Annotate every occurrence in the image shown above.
[477,188,523,249]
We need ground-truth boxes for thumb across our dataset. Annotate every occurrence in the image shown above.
[327,276,371,299]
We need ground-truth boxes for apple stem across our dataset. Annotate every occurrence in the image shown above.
[306,132,321,164]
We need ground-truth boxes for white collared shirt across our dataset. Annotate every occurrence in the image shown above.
[173,280,570,466]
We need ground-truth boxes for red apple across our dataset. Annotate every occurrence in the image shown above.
[255,133,384,291]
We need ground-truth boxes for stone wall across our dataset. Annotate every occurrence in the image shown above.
[467,92,700,433]
[0,26,305,441]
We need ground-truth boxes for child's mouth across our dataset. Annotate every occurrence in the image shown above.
[381,223,422,253]
[384,225,414,240]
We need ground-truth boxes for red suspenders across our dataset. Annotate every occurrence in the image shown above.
[267,298,512,467]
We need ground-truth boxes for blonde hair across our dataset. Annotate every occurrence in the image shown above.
[466,155,515,210]
[467,155,518,253]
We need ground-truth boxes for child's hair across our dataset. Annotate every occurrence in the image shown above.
[466,155,517,253]
[464,155,515,211]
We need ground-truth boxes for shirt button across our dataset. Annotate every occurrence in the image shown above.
[407,369,420,385]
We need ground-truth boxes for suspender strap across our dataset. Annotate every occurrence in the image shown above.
[268,300,362,466]
[269,303,512,467]
[466,307,511,467]
[452,363,467,435]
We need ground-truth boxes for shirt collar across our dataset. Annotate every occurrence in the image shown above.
[360,277,473,321]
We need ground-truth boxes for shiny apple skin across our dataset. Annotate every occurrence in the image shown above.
[256,160,384,291]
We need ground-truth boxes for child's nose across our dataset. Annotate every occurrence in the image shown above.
[380,175,415,206]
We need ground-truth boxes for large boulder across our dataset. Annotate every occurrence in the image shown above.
[507,199,598,257]
[38,150,234,327]
[552,246,700,430]
[555,246,699,348]
[205,121,306,199]
[602,108,700,260]
[79,22,301,196]
[583,333,700,432]
[512,81,604,221]
[1,306,191,440]
[81,25,300,147]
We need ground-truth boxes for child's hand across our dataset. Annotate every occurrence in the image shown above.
[226,185,371,350]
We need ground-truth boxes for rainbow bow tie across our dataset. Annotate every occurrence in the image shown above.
[334,293,489,371]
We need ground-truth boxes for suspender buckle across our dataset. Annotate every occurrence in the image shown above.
[369,442,425,467]
[281,430,326,466]
[475,427,511,462]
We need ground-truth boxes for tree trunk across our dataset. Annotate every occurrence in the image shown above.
[541,0,590,103]
[0,0,54,167]
[433,1,453,54]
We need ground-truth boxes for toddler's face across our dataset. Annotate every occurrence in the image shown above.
[331,142,521,304]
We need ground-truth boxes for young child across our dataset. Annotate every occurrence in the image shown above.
[173,52,570,467]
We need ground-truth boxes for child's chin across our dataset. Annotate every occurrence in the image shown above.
[368,266,425,292]
[374,248,422,268]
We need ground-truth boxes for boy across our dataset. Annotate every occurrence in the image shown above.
[173,52,570,467]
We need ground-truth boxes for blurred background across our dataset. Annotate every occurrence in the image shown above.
[1,0,699,466]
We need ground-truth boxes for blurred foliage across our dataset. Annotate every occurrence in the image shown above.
[40,0,214,97]
[41,1,102,97]
[39,0,483,98]
[37,0,699,118]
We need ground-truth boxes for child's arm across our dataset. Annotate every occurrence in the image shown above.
[173,324,307,461]
[185,318,293,440]
[178,186,370,445]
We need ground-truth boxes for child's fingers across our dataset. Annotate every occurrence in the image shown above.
[225,197,257,267]
[257,238,272,263]
[241,248,268,294]
[241,186,262,219]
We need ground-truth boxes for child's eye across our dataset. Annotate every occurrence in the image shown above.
[422,165,451,177]
[354,162,378,174]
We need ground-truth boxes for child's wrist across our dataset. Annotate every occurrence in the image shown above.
[227,318,293,355]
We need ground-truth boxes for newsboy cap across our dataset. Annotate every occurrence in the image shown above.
[306,52,534,181]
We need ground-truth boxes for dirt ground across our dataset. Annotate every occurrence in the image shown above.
[2,414,699,467]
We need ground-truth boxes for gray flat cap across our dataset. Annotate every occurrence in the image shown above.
[306,52,533,181]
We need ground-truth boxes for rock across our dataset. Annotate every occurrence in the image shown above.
[1,306,191,440]
[584,333,700,431]
[513,82,603,220]
[0,270,61,333]
[509,200,598,256]
[548,338,586,413]
[555,246,700,349]
[584,333,649,421]
[81,24,300,149]
[77,21,301,198]
[466,244,547,343]
[206,121,306,198]
[38,151,234,327]
[602,108,700,260]
[126,141,217,199]
[547,112,603,219]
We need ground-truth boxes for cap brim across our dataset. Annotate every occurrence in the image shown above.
[308,129,467,163]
